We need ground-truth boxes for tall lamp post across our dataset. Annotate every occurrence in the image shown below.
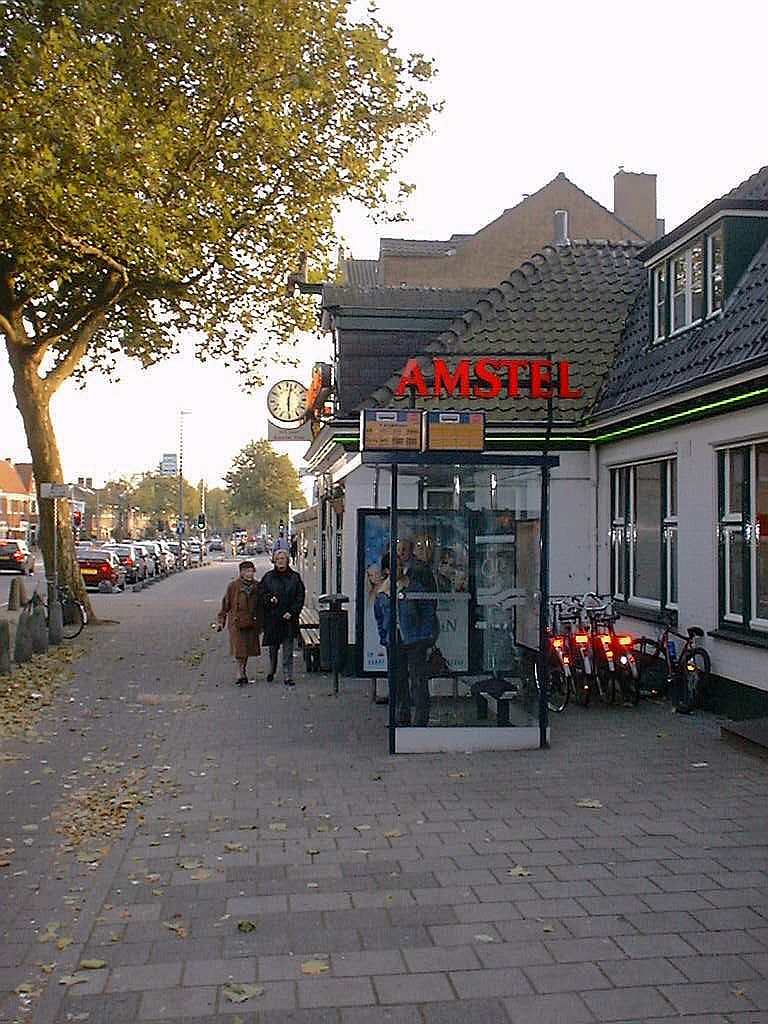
[178,409,192,544]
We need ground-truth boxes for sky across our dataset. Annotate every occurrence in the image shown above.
[2,0,767,489]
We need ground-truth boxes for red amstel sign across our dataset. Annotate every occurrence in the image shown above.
[394,357,582,400]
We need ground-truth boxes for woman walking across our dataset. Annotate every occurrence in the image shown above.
[259,549,305,686]
[217,560,263,685]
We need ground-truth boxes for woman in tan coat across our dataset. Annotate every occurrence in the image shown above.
[217,561,263,685]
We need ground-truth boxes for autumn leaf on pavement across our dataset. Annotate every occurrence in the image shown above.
[176,857,203,870]
[38,921,61,943]
[268,821,287,832]
[575,798,603,809]
[383,829,404,839]
[190,868,212,881]
[224,842,247,853]
[300,959,330,976]
[79,959,108,970]
[162,917,187,939]
[222,982,265,1003]
[237,920,257,933]
[508,864,531,877]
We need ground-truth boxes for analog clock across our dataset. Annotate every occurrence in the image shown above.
[266,379,308,423]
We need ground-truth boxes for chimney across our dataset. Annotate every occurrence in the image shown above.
[613,169,660,242]
[553,210,569,245]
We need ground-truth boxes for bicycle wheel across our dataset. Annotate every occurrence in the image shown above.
[616,662,639,706]
[596,664,615,705]
[632,638,668,699]
[547,663,569,713]
[60,597,86,639]
[681,648,711,710]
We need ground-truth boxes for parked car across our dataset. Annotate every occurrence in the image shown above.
[102,543,146,584]
[135,542,159,578]
[143,540,170,575]
[0,539,35,574]
[157,540,176,572]
[187,539,202,566]
[77,548,126,591]
[167,541,189,570]
[208,535,223,552]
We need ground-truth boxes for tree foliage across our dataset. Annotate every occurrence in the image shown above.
[0,0,435,604]
[225,440,307,525]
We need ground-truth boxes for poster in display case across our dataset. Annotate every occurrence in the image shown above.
[357,510,470,676]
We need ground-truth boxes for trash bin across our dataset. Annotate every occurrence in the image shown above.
[319,594,349,674]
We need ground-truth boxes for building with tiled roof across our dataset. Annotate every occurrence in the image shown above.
[0,460,37,540]
[297,164,768,722]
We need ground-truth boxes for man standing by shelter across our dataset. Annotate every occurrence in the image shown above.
[260,549,305,686]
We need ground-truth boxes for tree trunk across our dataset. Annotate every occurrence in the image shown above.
[6,342,95,622]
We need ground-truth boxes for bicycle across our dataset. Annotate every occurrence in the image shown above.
[551,597,593,706]
[631,617,710,711]
[581,593,639,706]
[30,583,88,640]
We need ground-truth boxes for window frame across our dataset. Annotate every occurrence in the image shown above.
[610,457,677,612]
[718,441,768,634]
[649,223,724,342]
[707,227,724,316]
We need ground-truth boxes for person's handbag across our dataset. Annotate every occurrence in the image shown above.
[426,645,450,678]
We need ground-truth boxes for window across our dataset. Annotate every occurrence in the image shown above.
[707,228,724,315]
[650,227,723,341]
[653,265,667,341]
[718,442,768,632]
[611,458,677,608]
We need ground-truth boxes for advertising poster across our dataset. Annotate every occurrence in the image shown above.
[358,510,469,675]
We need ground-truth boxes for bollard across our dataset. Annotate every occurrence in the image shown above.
[7,577,27,611]
[14,605,33,664]
[0,620,11,675]
[48,596,63,646]
[31,596,49,654]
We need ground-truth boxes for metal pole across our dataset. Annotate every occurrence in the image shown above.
[387,464,398,755]
[538,463,550,749]
[178,412,184,542]
[48,498,63,644]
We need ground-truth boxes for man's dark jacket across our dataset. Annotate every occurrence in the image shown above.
[259,567,305,646]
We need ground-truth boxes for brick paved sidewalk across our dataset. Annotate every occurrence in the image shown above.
[1,563,767,1022]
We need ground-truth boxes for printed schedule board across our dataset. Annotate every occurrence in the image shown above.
[361,409,422,451]
[425,411,484,451]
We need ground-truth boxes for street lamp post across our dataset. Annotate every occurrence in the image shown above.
[178,409,191,544]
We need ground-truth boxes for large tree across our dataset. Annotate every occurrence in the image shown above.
[0,0,435,609]
[225,440,307,526]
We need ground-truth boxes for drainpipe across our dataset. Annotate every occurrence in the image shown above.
[590,444,599,593]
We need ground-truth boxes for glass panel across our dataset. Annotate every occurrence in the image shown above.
[691,241,704,321]
[672,255,687,330]
[727,528,745,620]
[654,266,666,339]
[633,463,662,601]
[728,449,745,515]
[667,527,678,605]
[756,444,768,621]
[668,460,677,516]
[709,230,724,313]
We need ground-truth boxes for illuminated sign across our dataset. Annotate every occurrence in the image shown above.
[361,410,423,451]
[394,357,581,400]
[425,411,484,451]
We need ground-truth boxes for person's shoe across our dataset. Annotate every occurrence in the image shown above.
[235,676,248,686]
[266,672,274,682]
[284,678,295,687]
[395,710,411,726]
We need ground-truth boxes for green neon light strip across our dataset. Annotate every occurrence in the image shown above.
[327,386,768,452]
[591,386,768,442]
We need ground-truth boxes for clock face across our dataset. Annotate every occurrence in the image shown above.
[266,379,308,423]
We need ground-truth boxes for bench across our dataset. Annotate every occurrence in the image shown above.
[299,608,320,672]
[473,680,523,726]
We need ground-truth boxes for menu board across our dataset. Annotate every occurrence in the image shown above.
[361,410,423,451]
[425,411,484,451]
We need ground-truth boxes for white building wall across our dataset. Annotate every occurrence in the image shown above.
[598,406,767,693]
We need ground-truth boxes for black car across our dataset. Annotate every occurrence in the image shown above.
[0,539,35,574]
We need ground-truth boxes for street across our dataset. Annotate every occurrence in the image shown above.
[0,560,767,1023]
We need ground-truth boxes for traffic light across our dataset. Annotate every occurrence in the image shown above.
[197,513,206,529]
[72,509,82,527]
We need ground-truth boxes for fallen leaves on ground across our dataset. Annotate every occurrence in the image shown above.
[222,982,265,1003]
[268,821,287,832]
[0,645,85,740]
[575,798,603,809]
[162,915,187,939]
[79,958,107,970]
[508,864,531,877]
[52,768,147,863]
[383,829,404,839]
[300,959,330,976]
[237,919,257,933]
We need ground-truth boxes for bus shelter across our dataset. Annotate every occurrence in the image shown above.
[358,438,558,755]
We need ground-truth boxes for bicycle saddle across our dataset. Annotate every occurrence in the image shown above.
[687,626,704,638]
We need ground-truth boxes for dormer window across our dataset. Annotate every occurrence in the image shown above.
[650,224,725,342]
[707,228,724,314]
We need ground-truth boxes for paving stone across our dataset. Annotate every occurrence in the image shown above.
[502,991,595,1023]
[342,1007,422,1024]
[523,961,611,993]
[373,971,454,1004]
[420,997,512,1023]
[597,955,688,987]
[139,984,218,1019]
[582,984,678,1020]
[449,966,533,998]
[659,981,761,1016]
[296,975,375,1007]
[58,991,142,1023]
[671,954,760,983]
[544,936,624,963]
[331,949,405,976]
[402,945,480,973]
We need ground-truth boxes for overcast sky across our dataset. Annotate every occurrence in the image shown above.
[2,0,766,489]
